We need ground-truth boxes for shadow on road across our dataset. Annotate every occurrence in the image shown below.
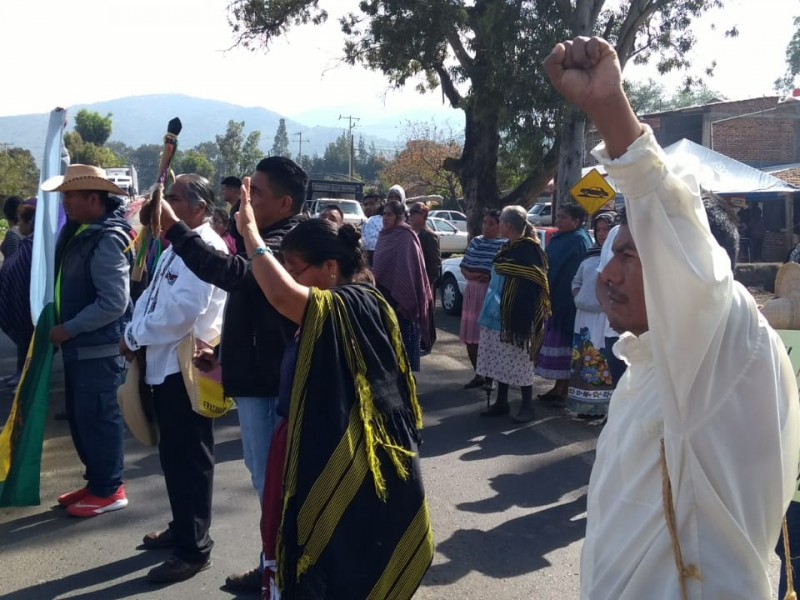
[424,494,587,585]
[0,552,163,600]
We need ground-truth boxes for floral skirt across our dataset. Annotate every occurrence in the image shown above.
[476,327,536,387]
[566,311,614,416]
[460,279,489,345]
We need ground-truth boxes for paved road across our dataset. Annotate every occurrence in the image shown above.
[0,308,781,599]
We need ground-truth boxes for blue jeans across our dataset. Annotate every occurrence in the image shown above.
[63,355,126,497]
[777,501,800,598]
[234,396,278,498]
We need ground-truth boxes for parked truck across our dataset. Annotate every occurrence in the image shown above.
[105,164,139,196]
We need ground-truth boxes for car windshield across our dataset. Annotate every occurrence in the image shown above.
[322,202,362,214]
[429,219,456,234]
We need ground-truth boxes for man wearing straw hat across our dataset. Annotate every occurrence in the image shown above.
[545,37,800,599]
[40,164,133,518]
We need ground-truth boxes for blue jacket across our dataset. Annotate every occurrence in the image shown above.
[55,208,133,361]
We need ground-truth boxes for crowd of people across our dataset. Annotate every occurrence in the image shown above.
[2,33,800,600]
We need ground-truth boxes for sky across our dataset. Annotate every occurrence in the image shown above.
[0,0,798,131]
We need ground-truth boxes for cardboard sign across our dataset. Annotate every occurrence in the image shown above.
[570,169,616,216]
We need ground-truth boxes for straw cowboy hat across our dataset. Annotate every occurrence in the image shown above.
[41,164,128,196]
[117,359,159,446]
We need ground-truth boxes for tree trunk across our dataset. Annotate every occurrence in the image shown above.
[445,103,501,238]
[556,109,586,213]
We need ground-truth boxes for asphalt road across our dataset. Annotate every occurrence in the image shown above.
[0,307,782,599]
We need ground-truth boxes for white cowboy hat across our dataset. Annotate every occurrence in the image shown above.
[117,359,159,446]
[41,164,128,196]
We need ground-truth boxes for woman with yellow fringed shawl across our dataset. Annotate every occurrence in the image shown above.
[236,179,433,600]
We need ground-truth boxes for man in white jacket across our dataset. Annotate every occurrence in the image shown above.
[545,37,800,598]
[121,174,228,584]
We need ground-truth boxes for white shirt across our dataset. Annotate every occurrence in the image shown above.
[581,128,800,599]
[362,214,383,251]
[124,222,228,385]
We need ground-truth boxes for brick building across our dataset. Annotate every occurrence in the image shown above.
[583,96,800,262]
[585,96,800,168]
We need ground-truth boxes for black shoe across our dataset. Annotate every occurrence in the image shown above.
[224,566,261,592]
[480,402,509,417]
[54,410,68,421]
[142,528,176,550]
[146,555,211,583]
[463,375,485,389]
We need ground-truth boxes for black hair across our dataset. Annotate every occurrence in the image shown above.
[618,194,739,269]
[320,204,344,219]
[592,211,618,231]
[17,205,35,226]
[484,208,502,223]
[255,156,309,214]
[95,191,124,213]
[559,203,587,224]
[281,218,367,281]
[3,196,22,223]
[384,199,406,221]
[363,191,384,204]
[212,206,230,226]
[221,176,242,188]
[176,174,215,217]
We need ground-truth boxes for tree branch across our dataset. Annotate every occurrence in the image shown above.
[501,145,560,208]
[433,63,464,109]
[615,0,669,68]
[445,27,475,72]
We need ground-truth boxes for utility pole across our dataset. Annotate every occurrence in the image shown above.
[0,142,11,154]
[339,114,359,178]
[292,132,308,162]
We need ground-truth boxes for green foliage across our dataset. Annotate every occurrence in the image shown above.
[176,150,217,182]
[64,131,123,168]
[241,130,263,175]
[625,78,725,115]
[229,0,732,233]
[131,144,163,190]
[776,16,800,93]
[215,120,264,178]
[74,109,114,146]
[0,148,40,199]
[271,118,291,158]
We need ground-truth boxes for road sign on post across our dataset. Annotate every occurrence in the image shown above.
[570,169,616,216]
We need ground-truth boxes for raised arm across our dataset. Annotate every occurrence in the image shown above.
[236,177,309,325]
[544,37,642,159]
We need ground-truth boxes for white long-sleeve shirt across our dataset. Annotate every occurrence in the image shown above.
[124,222,228,385]
[581,128,800,599]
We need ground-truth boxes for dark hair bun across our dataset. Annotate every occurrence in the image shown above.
[337,223,362,251]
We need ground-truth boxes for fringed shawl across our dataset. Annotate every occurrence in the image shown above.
[493,236,551,360]
[277,284,433,599]
[372,223,433,344]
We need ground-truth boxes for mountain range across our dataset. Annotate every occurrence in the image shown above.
[0,94,462,164]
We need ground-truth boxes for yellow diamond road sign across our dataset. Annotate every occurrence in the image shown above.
[570,169,616,216]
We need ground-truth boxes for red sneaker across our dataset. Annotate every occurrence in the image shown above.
[66,486,128,518]
[58,486,90,507]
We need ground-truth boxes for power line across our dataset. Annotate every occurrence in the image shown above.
[292,131,309,158]
[339,114,360,177]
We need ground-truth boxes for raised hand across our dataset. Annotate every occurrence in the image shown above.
[545,36,642,159]
[234,177,258,236]
[544,37,623,112]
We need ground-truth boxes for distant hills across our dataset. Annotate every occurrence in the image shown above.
[0,94,462,165]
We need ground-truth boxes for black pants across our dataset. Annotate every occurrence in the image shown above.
[153,372,215,563]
